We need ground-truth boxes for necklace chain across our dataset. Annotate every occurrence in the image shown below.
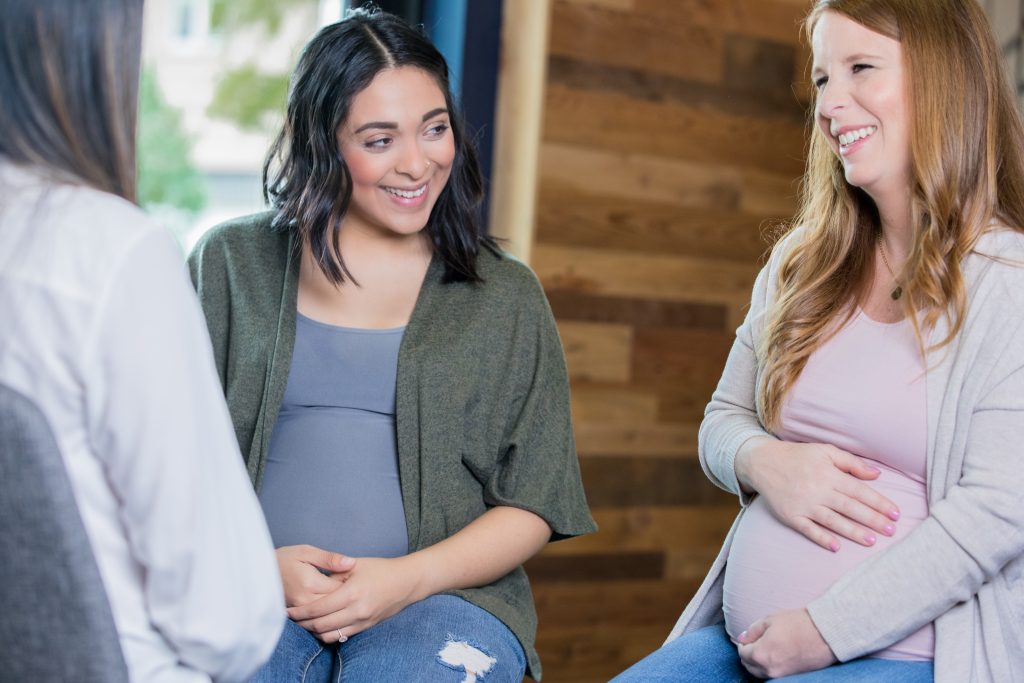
[876,235,903,300]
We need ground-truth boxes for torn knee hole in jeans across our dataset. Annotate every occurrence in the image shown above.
[436,636,498,683]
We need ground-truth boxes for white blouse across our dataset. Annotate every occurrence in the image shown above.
[0,162,284,682]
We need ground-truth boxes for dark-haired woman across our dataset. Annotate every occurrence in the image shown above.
[0,1,284,681]
[188,9,595,682]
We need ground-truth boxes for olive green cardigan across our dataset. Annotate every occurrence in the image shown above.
[187,212,596,679]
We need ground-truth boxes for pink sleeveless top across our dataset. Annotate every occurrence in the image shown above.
[723,308,934,661]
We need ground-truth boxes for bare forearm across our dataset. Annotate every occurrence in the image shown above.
[406,506,551,600]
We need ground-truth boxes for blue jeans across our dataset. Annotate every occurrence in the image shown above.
[248,594,526,682]
[611,624,934,682]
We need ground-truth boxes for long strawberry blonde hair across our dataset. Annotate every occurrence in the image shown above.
[758,0,1024,429]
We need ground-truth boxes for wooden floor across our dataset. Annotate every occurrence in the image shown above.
[522,1,811,680]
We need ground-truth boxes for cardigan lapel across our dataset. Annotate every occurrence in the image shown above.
[393,252,445,552]
[252,230,300,490]
[924,313,953,503]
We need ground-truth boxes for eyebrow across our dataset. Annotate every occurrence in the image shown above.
[811,53,886,75]
[352,108,450,134]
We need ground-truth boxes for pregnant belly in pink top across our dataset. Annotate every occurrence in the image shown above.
[723,460,934,661]
[721,309,935,660]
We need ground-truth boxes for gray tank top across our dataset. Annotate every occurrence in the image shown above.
[258,312,409,558]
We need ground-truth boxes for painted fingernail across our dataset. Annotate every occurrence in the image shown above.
[864,534,876,546]
[883,523,896,536]
[888,509,901,521]
[829,541,840,552]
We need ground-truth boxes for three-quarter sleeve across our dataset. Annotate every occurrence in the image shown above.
[481,273,597,541]
[81,229,284,682]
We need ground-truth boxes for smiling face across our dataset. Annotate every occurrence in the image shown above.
[812,11,911,204]
[337,66,455,240]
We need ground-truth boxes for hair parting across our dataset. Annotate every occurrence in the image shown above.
[263,7,492,285]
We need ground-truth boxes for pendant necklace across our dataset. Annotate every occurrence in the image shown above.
[877,235,903,300]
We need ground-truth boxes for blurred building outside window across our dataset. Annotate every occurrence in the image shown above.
[140,0,347,252]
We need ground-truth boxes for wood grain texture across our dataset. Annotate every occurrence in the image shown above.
[533,243,758,307]
[631,327,734,387]
[546,289,728,330]
[540,142,800,216]
[559,321,634,383]
[549,2,724,84]
[569,382,661,426]
[574,422,700,458]
[544,506,740,555]
[528,1,808,680]
[525,551,664,582]
[536,190,781,264]
[543,83,806,175]
[562,0,635,8]
[580,456,736,507]
[636,0,812,44]
[547,55,806,122]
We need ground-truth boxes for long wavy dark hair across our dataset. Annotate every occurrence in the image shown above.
[264,8,492,284]
[0,0,143,202]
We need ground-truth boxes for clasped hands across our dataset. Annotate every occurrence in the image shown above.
[275,544,421,643]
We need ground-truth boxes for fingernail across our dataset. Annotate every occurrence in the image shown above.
[883,523,896,536]
[738,630,748,643]
[829,541,840,552]
[867,465,881,473]
[888,509,901,521]
[864,534,876,546]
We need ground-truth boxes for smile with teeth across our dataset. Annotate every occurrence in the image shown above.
[838,126,877,148]
[383,184,427,199]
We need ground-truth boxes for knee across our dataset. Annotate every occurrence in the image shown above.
[435,637,500,682]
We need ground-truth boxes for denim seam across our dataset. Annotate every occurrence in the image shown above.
[299,643,325,683]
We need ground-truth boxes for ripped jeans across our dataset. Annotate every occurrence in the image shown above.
[248,594,526,683]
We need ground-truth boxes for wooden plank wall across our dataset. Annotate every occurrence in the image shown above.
[522,1,812,680]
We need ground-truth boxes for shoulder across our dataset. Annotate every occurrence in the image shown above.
[422,244,556,343]
[190,210,281,262]
[973,225,1024,260]
[50,180,165,256]
[187,211,291,290]
[969,227,1024,309]
[472,243,550,310]
[744,223,805,314]
[2,172,175,298]
[766,224,807,270]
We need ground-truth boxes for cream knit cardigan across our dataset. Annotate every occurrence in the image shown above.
[668,228,1024,683]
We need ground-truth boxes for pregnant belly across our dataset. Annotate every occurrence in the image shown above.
[259,410,409,558]
[723,464,934,661]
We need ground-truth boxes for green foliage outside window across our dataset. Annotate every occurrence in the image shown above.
[208,65,290,132]
[137,70,206,243]
[208,0,316,132]
[210,0,311,34]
